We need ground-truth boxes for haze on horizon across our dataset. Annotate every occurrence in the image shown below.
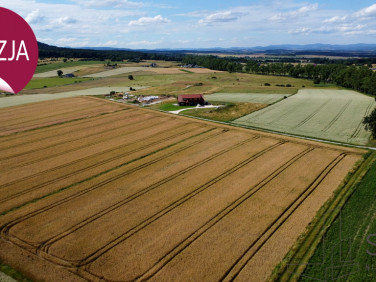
[2,0,376,49]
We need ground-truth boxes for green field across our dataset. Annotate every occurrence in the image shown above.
[233,89,376,145]
[133,72,313,96]
[35,60,119,73]
[25,77,93,89]
[204,93,291,104]
[299,155,376,281]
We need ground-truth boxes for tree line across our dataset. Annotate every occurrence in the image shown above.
[182,55,376,96]
[38,42,183,62]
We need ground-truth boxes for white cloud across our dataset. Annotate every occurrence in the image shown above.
[128,15,170,26]
[272,3,318,22]
[289,27,313,35]
[99,40,119,46]
[78,0,144,8]
[323,16,348,24]
[126,40,162,47]
[25,9,44,24]
[53,16,77,25]
[354,4,376,18]
[198,11,246,25]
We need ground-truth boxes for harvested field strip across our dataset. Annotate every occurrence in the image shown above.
[0,115,169,171]
[146,149,341,281]
[0,110,150,160]
[222,153,346,281]
[0,124,208,213]
[0,109,133,148]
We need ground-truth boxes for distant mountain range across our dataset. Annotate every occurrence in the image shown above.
[38,41,376,57]
[78,43,376,53]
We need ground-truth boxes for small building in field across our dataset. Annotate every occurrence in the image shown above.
[178,94,205,106]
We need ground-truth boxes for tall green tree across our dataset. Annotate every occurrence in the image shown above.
[363,108,376,139]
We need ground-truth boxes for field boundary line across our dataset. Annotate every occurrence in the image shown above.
[0,124,203,205]
[271,151,376,281]
[222,153,346,281]
[135,146,312,281]
[162,109,376,151]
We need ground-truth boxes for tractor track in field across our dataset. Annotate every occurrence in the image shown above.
[0,95,366,282]
[0,111,149,161]
[0,123,204,205]
[0,116,169,170]
[322,99,352,132]
[0,98,94,119]
[135,146,315,281]
[52,140,288,272]
[0,109,135,151]
[37,137,262,264]
[0,108,130,144]
[0,128,227,243]
[293,99,332,129]
[2,103,113,127]
[221,153,346,281]
[350,101,374,139]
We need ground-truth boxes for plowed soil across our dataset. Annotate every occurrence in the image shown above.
[0,96,364,282]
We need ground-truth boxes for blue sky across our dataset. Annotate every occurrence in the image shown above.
[1,0,376,49]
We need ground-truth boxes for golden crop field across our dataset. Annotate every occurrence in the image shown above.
[0,97,364,281]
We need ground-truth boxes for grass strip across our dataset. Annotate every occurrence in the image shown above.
[270,151,376,281]
[0,260,32,282]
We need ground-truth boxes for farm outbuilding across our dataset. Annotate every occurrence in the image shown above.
[178,94,205,106]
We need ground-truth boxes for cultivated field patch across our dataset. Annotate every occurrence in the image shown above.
[0,97,364,281]
[83,67,145,78]
[233,89,376,145]
[205,93,291,104]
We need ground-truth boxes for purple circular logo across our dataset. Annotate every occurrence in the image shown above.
[0,7,38,94]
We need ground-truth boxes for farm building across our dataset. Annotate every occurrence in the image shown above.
[178,94,205,106]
